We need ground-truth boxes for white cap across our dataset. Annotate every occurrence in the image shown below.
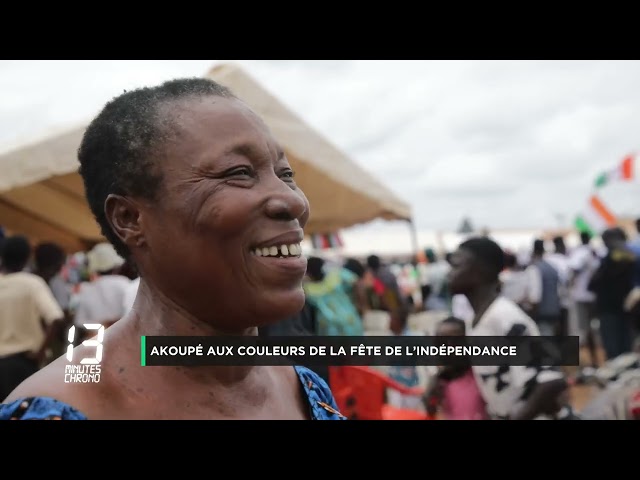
[87,243,125,274]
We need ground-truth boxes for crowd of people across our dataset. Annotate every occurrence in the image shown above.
[0,235,138,400]
[2,217,639,421]
[0,75,639,420]
[262,222,640,420]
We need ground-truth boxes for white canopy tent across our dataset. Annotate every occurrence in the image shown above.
[0,62,412,253]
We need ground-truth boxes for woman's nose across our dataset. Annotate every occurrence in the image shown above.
[264,182,309,223]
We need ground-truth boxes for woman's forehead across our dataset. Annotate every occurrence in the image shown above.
[162,96,279,157]
[165,95,261,129]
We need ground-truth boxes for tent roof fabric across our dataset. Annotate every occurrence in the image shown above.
[0,63,411,253]
[0,126,99,252]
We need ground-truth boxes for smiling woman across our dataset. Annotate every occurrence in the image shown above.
[0,78,345,420]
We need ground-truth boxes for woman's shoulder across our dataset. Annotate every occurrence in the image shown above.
[0,397,87,420]
[1,355,98,420]
[293,366,346,420]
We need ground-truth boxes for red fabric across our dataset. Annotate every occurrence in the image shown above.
[630,390,640,419]
[329,366,432,420]
[373,277,386,296]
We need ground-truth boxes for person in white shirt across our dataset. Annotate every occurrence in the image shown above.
[73,243,132,344]
[522,240,562,336]
[33,243,71,313]
[422,249,450,311]
[0,236,64,400]
[499,252,528,307]
[447,236,575,420]
[567,232,600,368]
[545,236,572,337]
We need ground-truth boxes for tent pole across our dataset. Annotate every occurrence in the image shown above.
[407,218,419,260]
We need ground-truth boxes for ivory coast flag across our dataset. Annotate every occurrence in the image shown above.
[594,153,635,188]
[574,194,617,236]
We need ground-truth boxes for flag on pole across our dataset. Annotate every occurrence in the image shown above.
[574,194,617,236]
[310,232,343,250]
[330,232,344,248]
[594,153,635,188]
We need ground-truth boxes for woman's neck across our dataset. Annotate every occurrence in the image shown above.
[130,279,257,337]
[114,278,260,384]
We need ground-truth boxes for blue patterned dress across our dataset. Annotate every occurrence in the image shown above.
[0,366,345,420]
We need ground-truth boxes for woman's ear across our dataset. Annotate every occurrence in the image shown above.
[104,194,146,249]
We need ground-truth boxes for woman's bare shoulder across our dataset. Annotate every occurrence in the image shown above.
[4,357,71,402]
[2,355,112,419]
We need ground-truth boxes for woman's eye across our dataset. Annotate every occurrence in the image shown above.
[227,167,253,177]
[280,169,295,180]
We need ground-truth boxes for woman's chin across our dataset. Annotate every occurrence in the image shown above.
[254,290,306,326]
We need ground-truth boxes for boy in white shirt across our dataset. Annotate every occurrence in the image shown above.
[446,237,576,420]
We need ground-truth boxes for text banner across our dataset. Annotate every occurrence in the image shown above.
[141,335,580,367]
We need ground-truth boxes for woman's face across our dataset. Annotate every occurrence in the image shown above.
[133,96,310,330]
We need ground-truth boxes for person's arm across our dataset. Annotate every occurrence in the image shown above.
[566,249,587,288]
[32,278,66,366]
[389,275,410,328]
[522,266,542,315]
[30,322,65,365]
[527,266,542,304]
[500,311,571,420]
[341,269,368,315]
[384,289,408,334]
[422,376,444,417]
[353,280,370,316]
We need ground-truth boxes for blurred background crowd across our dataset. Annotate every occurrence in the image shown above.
[2,217,639,419]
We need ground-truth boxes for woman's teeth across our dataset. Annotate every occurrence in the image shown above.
[253,243,301,257]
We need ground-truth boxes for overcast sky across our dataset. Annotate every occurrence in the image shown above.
[1,60,639,237]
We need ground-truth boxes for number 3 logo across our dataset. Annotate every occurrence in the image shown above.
[66,324,105,365]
